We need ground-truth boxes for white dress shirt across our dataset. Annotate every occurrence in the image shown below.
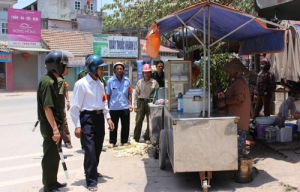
[70,74,111,128]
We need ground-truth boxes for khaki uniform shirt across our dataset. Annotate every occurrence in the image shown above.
[225,76,251,131]
[134,78,159,107]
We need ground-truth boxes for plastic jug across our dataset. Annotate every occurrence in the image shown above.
[177,92,183,113]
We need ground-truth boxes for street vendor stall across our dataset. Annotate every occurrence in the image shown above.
[145,1,286,191]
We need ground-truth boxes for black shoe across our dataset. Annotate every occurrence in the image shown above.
[44,188,60,192]
[56,182,67,188]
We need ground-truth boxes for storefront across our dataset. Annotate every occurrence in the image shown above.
[0,52,12,91]
[93,34,138,85]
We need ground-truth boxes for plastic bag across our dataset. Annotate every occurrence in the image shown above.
[143,23,160,58]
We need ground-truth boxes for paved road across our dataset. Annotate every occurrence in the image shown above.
[0,91,300,192]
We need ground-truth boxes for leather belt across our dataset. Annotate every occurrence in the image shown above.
[139,98,149,101]
[82,110,103,114]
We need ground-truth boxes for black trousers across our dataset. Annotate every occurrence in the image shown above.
[80,111,105,188]
[109,109,130,144]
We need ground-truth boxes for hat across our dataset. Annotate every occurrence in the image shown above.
[221,58,249,74]
[113,62,124,69]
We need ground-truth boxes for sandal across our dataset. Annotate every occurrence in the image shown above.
[295,150,300,154]
[65,143,73,149]
[97,172,103,177]
[88,186,98,191]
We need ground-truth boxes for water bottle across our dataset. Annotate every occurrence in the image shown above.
[177,92,183,113]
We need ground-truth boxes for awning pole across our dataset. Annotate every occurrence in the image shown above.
[182,25,185,59]
[208,4,211,118]
[203,6,206,117]
[175,15,205,48]
[209,17,256,48]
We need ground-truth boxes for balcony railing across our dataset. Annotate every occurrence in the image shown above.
[73,9,104,17]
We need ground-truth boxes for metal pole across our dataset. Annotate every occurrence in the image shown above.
[182,26,185,59]
[202,6,206,117]
[208,4,211,118]
[175,15,205,48]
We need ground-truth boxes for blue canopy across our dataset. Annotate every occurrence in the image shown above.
[155,2,286,55]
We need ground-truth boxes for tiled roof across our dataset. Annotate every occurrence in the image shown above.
[41,29,93,57]
[140,39,179,53]
[0,43,12,52]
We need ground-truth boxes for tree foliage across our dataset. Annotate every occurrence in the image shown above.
[197,42,236,95]
[100,0,254,31]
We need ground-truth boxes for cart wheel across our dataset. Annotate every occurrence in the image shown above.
[159,129,167,169]
[153,146,159,159]
[202,180,208,192]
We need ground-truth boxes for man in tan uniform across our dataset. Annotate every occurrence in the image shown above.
[134,64,159,143]
[216,58,251,156]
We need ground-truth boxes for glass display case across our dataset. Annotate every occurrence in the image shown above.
[164,60,192,110]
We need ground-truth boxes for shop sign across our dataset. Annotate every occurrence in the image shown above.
[93,34,138,58]
[8,8,41,47]
[0,52,12,62]
[137,60,143,80]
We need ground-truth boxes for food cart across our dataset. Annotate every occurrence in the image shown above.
[146,1,286,191]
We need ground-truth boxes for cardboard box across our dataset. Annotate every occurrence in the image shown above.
[271,101,283,115]
[273,92,289,101]
[276,127,293,142]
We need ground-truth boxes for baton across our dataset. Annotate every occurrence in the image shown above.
[32,121,39,132]
[57,143,69,179]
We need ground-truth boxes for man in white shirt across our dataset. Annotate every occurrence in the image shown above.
[70,55,114,191]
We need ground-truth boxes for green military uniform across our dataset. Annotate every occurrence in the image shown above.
[57,77,71,145]
[77,70,88,80]
[37,72,64,192]
[151,71,165,87]
[76,71,106,150]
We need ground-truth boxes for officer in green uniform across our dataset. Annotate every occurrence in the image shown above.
[77,70,88,80]
[76,55,107,150]
[37,51,69,192]
[57,67,72,149]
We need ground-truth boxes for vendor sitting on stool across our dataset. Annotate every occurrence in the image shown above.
[216,58,251,156]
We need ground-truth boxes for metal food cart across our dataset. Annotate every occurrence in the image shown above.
[145,1,286,191]
[148,60,239,190]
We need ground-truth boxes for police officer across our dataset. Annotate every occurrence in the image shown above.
[106,62,133,148]
[134,64,159,143]
[37,51,68,192]
[70,55,114,191]
[58,67,72,149]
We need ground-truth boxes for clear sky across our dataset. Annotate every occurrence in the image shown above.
[13,0,114,13]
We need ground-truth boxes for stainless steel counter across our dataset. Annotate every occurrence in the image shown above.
[164,108,238,173]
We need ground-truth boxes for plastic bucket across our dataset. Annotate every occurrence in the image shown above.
[256,117,275,139]
[257,124,273,139]
[265,127,276,142]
